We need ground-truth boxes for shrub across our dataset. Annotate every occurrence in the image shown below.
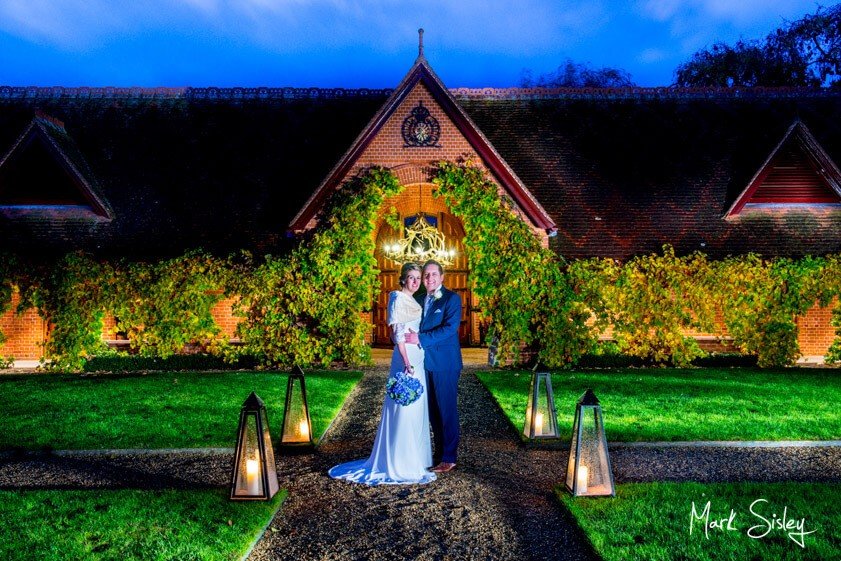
[234,167,401,367]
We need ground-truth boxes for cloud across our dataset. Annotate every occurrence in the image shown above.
[0,0,608,56]
[636,0,817,54]
[0,0,122,48]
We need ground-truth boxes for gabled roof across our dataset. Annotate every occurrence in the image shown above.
[0,84,840,260]
[726,120,841,216]
[288,55,556,234]
[461,93,841,259]
[0,113,113,219]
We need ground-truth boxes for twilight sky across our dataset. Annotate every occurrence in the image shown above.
[0,0,826,88]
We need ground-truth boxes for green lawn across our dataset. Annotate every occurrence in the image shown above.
[559,482,840,561]
[0,370,362,450]
[477,368,841,441]
[0,488,284,561]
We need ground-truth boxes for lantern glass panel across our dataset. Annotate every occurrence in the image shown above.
[566,402,615,497]
[282,371,312,445]
[523,371,560,439]
[260,408,277,476]
[232,412,264,498]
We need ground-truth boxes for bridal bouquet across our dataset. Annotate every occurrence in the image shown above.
[385,370,424,406]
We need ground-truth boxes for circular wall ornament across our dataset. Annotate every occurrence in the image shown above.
[401,101,441,147]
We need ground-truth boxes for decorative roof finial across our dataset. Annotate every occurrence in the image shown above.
[418,28,425,59]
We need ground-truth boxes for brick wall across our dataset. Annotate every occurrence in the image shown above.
[101,314,121,340]
[210,297,241,340]
[0,289,46,360]
[797,299,836,356]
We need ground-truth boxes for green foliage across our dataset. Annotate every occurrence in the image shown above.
[570,247,715,367]
[434,161,594,366]
[235,167,401,367]
[569,249,835,368]
[108,251,233,358]
[820,254,841,364]
[711,254,824,367]
[20,252,113,371]
[7,251,233,372]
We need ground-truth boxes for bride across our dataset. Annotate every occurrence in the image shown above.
[328,262,436,485]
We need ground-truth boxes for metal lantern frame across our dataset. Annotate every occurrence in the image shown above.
[565,388,615,497]
[280,365,314,447]
[522,364,560,439]
[229,391,280,501]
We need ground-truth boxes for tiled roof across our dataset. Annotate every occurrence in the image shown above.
[0,92,389,257]
[1,86,840,259]
[460,94,841,259]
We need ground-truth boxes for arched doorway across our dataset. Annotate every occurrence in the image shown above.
[372,185,472,346]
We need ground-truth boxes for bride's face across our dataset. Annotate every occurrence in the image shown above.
[403,270,421,293]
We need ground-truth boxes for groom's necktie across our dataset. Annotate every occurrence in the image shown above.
[424,294,434,317]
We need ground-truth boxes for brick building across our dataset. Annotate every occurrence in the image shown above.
[1,53,840,362]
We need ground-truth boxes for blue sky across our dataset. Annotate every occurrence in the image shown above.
[0,0,826,88]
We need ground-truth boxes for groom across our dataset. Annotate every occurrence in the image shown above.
[405,260,463,473]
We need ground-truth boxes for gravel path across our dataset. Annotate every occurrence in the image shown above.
[0,367,839,561]
[248,367,599,561]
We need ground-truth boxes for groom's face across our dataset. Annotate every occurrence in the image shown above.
[423,264,443,293]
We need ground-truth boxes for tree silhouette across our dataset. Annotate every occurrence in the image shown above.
[675,5,840,88]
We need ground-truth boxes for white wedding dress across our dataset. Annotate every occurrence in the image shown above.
[329,290,436,485]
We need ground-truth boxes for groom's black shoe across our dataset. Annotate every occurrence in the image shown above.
[431,462,456,473]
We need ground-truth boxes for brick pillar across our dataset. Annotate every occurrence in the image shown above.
[0,289,46,360]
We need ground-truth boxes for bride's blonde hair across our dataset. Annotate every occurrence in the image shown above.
[398,263,421,287]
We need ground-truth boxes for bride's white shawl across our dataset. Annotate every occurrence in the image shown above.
[387,291,422,343]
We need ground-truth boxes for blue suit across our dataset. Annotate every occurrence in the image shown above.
[416,286,463,463]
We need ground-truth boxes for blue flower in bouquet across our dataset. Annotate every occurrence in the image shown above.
[386,370,424,406]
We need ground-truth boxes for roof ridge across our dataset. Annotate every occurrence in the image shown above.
[450,86,841,100]
[3,85,839,102]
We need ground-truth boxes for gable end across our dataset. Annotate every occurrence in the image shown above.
[727,120,841,216]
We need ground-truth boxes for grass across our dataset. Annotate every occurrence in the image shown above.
[476,368,841,441]
[0,488,285,561]
[0,370,362,450]
[559,482,840,561]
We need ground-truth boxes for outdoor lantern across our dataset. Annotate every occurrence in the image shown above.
[280,365,314,447]
[522,364,560,439]
[565,389,615,497]
[230,391,279,501]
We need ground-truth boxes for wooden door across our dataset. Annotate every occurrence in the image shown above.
[373,213,471,346]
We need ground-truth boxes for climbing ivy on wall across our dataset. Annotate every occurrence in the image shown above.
[434,160,594,366]
[711,254,824,367]
[10,251,233,371]
[108,251,234,359]
[0,252,17,367]
[0,164,840,371]
[234,166,402,367]
[818,254,841,365]
[569,248,838,368]
[569,247,716,367]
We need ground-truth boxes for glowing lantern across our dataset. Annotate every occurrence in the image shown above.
[565,389,615,497]
[523,364,560,439]
[230,392,279,500]
[280,365,314,447]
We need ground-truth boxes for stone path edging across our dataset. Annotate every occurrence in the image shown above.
[611,440,841,448]
[2,440,837,462]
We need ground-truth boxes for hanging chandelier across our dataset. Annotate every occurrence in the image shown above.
[383,214,456,266]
